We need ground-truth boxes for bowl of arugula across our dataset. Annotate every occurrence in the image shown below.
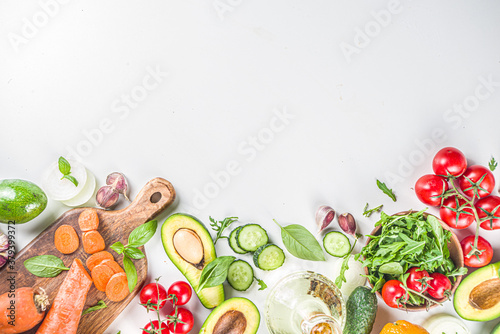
[358,209,465,311]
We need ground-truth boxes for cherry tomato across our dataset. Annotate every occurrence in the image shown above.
[140,282,168,310]
[415,174,449,206]
[427,272,452,300]
[406,267,430,293]
[458,165,495,199]
[439,196,475,229]
[432,147,467,177]
[168,307,194,334]
[168,281,192,306]
[460,235,493,268]
[142,320,169,334]
[476,196,500,230]
[382,280,407,309]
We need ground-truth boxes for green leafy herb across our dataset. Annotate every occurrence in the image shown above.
[197,256,235,293]
[363,203,383,217]
[110,241,125,254]
[209,216,238,244]
[489,157,498,171]
[123,256,137,293]
[255,277,267,290]
[335,237,357,288]
[24,255,70,277]
[128,220,158,247]
[82,300,107,315]
[376,180,396,202]
[58,156,78,187]
[124,247,145,259]
[273,219,325,261]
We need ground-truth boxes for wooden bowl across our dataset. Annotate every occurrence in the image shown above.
[364,211,464,311]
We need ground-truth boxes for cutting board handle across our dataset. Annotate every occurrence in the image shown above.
[110,177,176,229]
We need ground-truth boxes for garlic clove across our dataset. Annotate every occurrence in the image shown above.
[96,185,120,209]
[106,172,129,201]
[338,213,357,236]
[316,205,336,233]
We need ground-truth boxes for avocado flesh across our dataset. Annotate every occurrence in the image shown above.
[161,213,224,309]
[492,322,500,334]
[454,261,500,321]
[199,297,260,334]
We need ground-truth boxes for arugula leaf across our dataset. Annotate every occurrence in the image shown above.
[274,220,325,261]
[209,216,238,244]
[82,300,107,315]
[489,157,498,171]
[363,203,383,217]
[255,277,267,290]
[376,180,396,202]
[197,256,235,293]
[58,156,78,187]
[335,238,358,288]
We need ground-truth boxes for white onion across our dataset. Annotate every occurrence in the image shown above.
[330,254,367,299]
[60,169,96,207]
[42,160,87,201]
[422,313,470,334]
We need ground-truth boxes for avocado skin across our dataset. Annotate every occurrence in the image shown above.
[0,179,47,224]
[492,322,500,334]
[343,286,377,334]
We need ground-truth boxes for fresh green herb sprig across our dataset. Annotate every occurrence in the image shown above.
[82,300,107,315]
[335,237,358,289]
[376,180,396,202]
[255,276,267,290]
[274,219,325,261]
[58,156,78,187]
[363,203,383,217]
[197,256,235,293]
[209,216,238,244]
[489,157,498,171]
[24,255,69,277]
[111,220,157,292]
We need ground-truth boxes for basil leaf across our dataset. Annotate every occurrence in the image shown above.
[376,179,396,202]
[124,247,145,259]
[110,241,125,254]
[24,255,69,277]
[128,220,157,248]
[197,256,235,293]
[123,255,137,293]
[274,220,325,261]
[58,156,71,175]
[62,174,79,187]
[82,300,107,315]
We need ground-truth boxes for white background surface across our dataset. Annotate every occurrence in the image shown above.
[1,0,500,333]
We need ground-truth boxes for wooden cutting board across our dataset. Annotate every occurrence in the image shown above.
[0,177,176,334]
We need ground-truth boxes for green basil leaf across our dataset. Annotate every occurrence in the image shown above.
[123,255,137,293]
[62,174,79,187]
[379,262,403,275]
[110,241,125,254]
[197,256,235,293]
[128,220,157,248]
[274,220,325,261]
[376,179,396,202]
[58,156,71,175]
[124,247,145,259]
[82,300,107,315]
[24,255,69,278]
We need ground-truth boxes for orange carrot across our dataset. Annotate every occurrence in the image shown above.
[101,259,124,274]
[105,272,129,302]
[91,262,114,292]
[82,230,105,254]
[86,250,114,271]
[0,287,48,334]
[78,208,99,232]
[54,225,79,254]
[36,259,92,334]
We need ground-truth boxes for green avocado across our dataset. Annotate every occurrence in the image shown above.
[343,286,377,334]
[0,179,47,224]
[199,297,260,334]
[454,261,500,321]
[492,322,500,334]
[161,213,224,309]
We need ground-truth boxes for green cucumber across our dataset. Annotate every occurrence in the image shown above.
[236,224,268,252]
[227,260,254,291]
[253,244,285,270]
[0,179,47,224]
[323,231,350,257]
[228,227,248,254]
[343,286,378,334]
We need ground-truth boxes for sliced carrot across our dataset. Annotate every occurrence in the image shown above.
[36,259,92,334]
[86,251,114,271]
[78,208,99,232]
[106,272,129,302]
[82,230,105,254]
[101,259,124,274]
[91,263,114,292]
[54,225,79,254]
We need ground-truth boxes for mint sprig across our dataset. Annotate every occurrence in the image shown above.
[58,156,78,187]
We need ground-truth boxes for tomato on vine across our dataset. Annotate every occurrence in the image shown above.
[415,174,449,206]
[168,307,194,334]
[439,196,475,229]
[405,267,430,293]
[458,165,495,199]
[142,320,169,334]
[167,281,192,306]
[461,235,493,267]
[432,147,467,177]
[140,282,168,310]
[382,280,408,309]
[476,196,500,230]
[427,273,452,300]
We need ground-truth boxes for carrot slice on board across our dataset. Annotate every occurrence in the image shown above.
[78,208,99,232]
[82,230,105,254]
[54,225,79,254]
[106,272,129,302]
[91,263,115,292]
[101,259,124,274]
[36,259,92,334]
[86,251,114,271]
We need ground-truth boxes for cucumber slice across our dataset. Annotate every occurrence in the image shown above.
[253,244,285,271]
[236,224,269,252]
[227,260,254,291]
[228,227,248,254]
[323,231,351,257]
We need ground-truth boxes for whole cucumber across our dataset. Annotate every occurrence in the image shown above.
[343,286,377,334]
[0,179,47,224]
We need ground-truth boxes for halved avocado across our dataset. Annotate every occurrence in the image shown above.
[161,213,224,309]
[454,261,500,321]
[199,297,260,334]
[492,322,500,334]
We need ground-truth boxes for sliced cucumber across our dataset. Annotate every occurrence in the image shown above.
[229,227,248,254]
[323,231,351,257]
[236,224,269,252]
[227,260,254,291]
[253,244,285,271]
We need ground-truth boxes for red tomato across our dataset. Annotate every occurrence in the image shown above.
[439,196,475,229]
[460,235,493,267]
[168,307,194,334]
[382,280,407,309]
[415,174,449,206]
[168,281,192,306]
[427,272,452,300]
[142,320,169,334]
[476,196,500,230]
[458,165,495,199]
[432,147,467,177]
[140,283,168,310]
[406,267,430,293]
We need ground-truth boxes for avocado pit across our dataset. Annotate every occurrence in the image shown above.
[213,310,247,334]
[173,228,205,269]
[469,278,500,310]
